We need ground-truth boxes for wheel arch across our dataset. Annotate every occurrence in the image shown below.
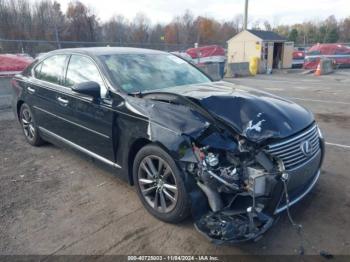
[16,100,25,120]
[127,138,184,186]
[127,138,152,185]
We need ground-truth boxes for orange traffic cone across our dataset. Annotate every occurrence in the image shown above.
[315,62,321,76]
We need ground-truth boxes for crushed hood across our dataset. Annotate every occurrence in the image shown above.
[151,81,314,143]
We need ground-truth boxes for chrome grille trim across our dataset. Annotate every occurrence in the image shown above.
[265,124,320,170]
[268,125,317,149]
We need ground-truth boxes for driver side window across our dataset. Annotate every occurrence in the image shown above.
[65,55,107,97]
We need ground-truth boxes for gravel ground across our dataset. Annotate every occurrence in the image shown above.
[0,71,350,256]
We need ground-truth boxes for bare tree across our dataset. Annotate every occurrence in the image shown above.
[131,12,150,44]
[1,0,350,54]
[65,1,99,41]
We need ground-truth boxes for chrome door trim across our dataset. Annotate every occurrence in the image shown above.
[39,126,121,168]
[27,86,36,94]
[33,106,110,139]
[57,96,69,105]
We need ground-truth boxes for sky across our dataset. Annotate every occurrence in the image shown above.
[56,0,349,25]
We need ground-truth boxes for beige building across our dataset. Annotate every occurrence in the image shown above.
[227,30,294,71]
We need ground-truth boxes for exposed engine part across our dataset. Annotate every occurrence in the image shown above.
[191,143,279,244]
[205,152,219,167]
[246,167,266,197]
[255,151,274,172]
[192,144,241,194]
[206,170,240,191]
[187,162,196,173]
[197,182,224,212]
[218,166,238,183]
[238,138,249,152]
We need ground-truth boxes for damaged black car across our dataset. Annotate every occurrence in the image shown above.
[12,47,325,244]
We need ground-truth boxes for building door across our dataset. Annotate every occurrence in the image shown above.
[273,42,283,69]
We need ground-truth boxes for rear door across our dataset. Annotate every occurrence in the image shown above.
[27,54,70,136]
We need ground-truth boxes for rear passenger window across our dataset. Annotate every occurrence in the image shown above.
[34,55,67,85]
[65,55,107,97]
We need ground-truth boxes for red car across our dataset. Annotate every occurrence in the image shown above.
[186,45,225,64]
[0,54,33,76]
[304,44,350,69]
[292,49,305,68]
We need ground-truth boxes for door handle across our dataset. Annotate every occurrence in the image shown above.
[27,86,35,94]
[57,96,69,106]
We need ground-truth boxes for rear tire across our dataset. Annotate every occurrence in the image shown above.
[133,144,191,223]
[19,103,44,146]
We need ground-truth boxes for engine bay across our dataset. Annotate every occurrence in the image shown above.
[187,137,291,243]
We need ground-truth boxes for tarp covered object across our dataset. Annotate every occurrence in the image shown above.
[0,54,33,74]
[186,45,225,64]
[304,44,350,69]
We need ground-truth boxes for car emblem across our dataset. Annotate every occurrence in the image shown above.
[300,140,313,156]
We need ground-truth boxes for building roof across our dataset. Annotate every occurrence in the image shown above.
[247,30,286,41]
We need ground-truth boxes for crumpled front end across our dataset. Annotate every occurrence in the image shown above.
[183,123,324,244]
[125,87,325,244]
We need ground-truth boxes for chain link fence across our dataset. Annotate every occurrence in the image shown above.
[0,39,197,57]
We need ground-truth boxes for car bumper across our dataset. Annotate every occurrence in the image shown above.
[274,169,320,214]
[274,136,325,214]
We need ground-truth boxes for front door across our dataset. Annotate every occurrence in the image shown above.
[59,54,115,162]
[29,54,115,163]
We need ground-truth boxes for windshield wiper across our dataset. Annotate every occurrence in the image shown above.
[128,90,143,98]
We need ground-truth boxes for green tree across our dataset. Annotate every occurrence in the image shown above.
[339,17,350,42]
[325,28,339,43]
[288,28,298,42]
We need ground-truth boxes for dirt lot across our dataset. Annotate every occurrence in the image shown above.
[0,71,350,256]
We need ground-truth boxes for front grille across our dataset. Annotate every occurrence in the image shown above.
[265,124,320,170]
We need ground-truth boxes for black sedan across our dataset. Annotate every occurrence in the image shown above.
[11,47,325,243]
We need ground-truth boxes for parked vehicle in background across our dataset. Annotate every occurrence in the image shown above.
[12,47,324,244]
[15,53,34,61]
[186,45,226,78]
[186,45,226,64]
[0,54,33,76]
[292,49,305,68]
[304,44,350,69]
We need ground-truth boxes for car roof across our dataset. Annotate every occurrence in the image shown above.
[48,47,167,56]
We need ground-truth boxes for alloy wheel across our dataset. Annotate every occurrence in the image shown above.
[138,155,178,213]
[21,108,35,141]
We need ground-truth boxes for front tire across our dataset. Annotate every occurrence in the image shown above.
[20,103,44,146]
[133,144,191,223]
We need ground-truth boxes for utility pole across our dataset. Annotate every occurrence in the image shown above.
[244,0,249,30]
[54,24,61,49]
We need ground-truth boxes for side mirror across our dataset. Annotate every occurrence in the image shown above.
[72,81,100,99]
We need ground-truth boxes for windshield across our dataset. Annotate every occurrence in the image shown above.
[100,53,211,93]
